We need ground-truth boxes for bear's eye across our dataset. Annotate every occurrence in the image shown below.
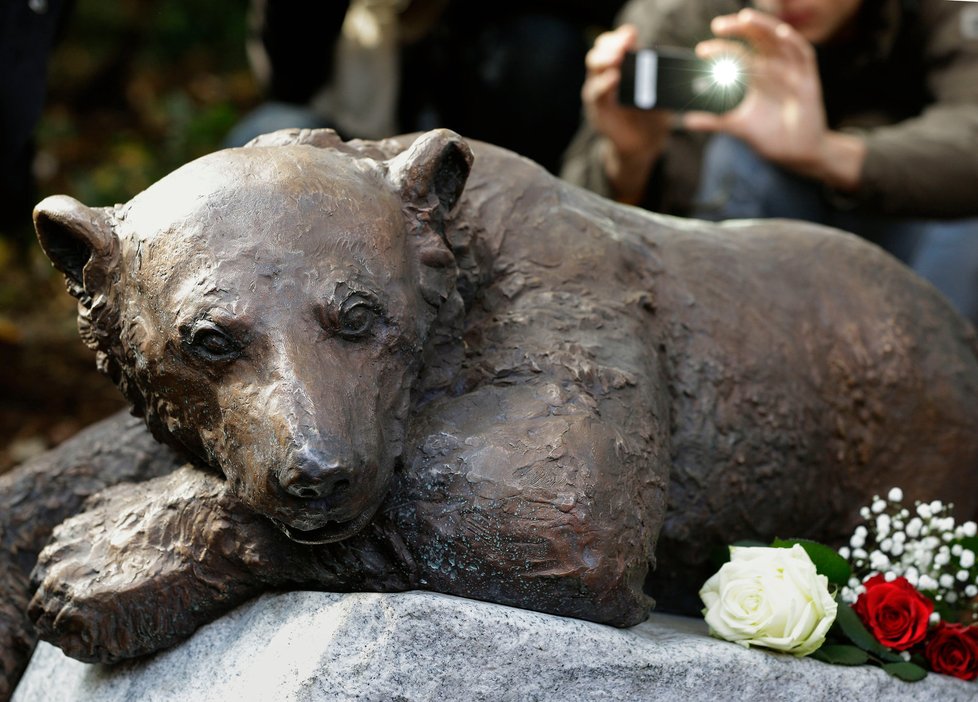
[184,321,242,361]
[338,297,380,340]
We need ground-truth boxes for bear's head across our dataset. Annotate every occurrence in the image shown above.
[34,129,473,544]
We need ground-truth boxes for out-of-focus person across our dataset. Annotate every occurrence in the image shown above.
[0,0,74,240]
[228,0,626,174]
[562,0,978,325]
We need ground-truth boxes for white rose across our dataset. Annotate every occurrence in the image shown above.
[698,544,838,656]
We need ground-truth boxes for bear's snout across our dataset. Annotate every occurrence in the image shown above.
[260,441,387,544]
[278,447,353,502]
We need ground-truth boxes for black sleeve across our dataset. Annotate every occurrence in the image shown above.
[255,0,350,103]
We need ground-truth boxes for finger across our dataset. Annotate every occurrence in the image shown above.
[712,8,782,37]
[682,110,726,134]
[582,66,622,106]
[771,18,816,65]
[712,8,811,64]
[695,38,750,64]
[586,25,639,73]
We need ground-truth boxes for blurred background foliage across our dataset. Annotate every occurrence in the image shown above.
[0,0,258,472]
[37,0,254,206]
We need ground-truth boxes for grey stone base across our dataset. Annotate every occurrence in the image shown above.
[13,590,976,701]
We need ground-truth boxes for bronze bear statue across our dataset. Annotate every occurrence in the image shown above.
[1,128,976,698]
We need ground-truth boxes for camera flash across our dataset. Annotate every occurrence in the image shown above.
[710,57,741,87]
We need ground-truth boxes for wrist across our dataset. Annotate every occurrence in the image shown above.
[798,131,866,192]
[601,138,664,205]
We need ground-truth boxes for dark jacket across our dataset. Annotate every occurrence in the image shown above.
[560,0,978,218]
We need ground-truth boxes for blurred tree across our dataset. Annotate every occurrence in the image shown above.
[0,0,258,473]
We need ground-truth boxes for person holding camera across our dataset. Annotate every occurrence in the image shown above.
[561,0,978,326]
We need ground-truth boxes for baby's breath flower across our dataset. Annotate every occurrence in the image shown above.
[929,611,942,625]
[844,489,978,622]
[870,551,890,571]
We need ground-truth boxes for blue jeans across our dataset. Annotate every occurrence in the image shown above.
[223,103,333,148]
[692,135,978,326]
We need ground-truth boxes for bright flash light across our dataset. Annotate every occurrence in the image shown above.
[710,57,741,87]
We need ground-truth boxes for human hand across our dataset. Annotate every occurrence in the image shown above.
[582,25,672,202]
[683,9,835,177]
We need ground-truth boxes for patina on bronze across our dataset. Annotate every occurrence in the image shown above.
[1,129,977,697]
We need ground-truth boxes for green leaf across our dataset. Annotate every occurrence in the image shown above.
[833,603,903,663]
[772,538,852,587]
[810,644,869,666]
[834,603,877,652]
[882,662,927,682]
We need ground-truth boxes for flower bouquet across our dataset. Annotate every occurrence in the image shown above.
[700,488,978,682]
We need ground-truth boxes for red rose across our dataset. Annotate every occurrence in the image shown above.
[925,622,978,681]
[853,575,934,650]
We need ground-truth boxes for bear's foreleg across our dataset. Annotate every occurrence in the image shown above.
[27,464,421,664]
[0,410,179,700]
[392,377,670,627]
[27,465,288,663]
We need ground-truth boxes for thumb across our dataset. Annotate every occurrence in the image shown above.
[682,111,725,133]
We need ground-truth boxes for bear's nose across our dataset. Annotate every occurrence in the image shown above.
[279,450,352,500]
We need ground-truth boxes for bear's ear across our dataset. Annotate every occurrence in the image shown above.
[34,195,118,296]
[388,129,474,220]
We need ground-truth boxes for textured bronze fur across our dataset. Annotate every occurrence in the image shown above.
[3,129,977,694]
[0,413,180,700]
